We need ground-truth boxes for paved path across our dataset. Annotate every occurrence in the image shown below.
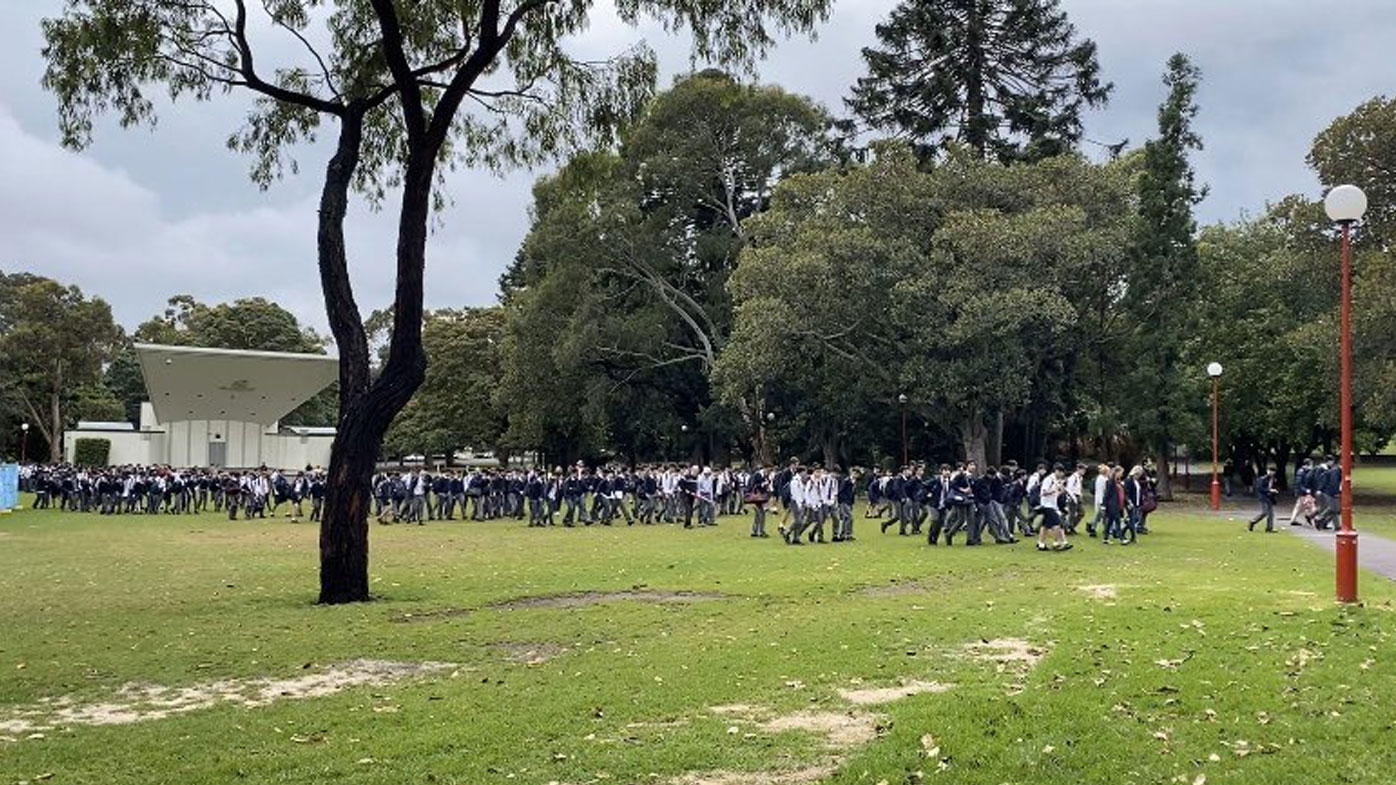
[1180,502,1396,582]
[1285,524,1396,582]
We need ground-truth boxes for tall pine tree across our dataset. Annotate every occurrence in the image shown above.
[1125,53,1205,500]
[845,0,1111,162]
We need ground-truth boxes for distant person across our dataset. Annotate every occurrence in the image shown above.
[1248,465,1279,533]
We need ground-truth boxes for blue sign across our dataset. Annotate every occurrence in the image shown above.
[0,464,16,511]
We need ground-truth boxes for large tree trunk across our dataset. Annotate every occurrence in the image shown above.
[986,409,1004,466]
[959,414,987,469]
[1154,439,1174,501]
[317,111,374,605]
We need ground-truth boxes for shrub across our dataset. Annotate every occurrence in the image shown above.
[73,438,111,467]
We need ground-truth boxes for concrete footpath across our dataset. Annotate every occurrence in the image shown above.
[1193,502,1396,582]
[1286,525,1396,582]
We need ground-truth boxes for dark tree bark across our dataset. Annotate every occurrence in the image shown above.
[316,109,376,604]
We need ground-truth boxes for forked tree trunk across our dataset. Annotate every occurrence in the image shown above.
[316,111,374,605]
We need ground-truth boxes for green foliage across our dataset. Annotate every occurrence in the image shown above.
[1115,53,1204,488]
[846,0,1111,161]
[134,294,325,353]
[0,271,122,462]
[72,437,111,466]
[1308,95,1396,246]
[383,308,506,458]
[498,71,834,464]
[719,144,1134,466]
[1186,214,1335,475]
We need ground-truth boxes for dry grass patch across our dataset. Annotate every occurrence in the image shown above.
[0,659,453,737]
[963,638,1048,672]
[496,641,568,665]
[1076,584,1120,600]
[759,709,880,748]
[837,679,954,705]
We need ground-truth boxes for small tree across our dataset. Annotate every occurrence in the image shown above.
[42,0,832,603]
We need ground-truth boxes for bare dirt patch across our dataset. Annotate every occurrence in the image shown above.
[0,659,453,737]
[489,589,725,610]
[667,764,838,785]
[837,679,954,705]
[1076,584,1119,600]
[963,638,1048,672]
[496,642,567,665]
[759,710,880,748]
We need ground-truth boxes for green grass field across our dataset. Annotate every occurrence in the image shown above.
[3,493,1396,785]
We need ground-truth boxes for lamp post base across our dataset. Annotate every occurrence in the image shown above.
[1209,478,1221,511]
[1336,529,1359,603]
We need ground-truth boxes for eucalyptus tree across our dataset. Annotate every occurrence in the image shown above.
[42,0,831,603]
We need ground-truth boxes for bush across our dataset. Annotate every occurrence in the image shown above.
[73,438,111,467]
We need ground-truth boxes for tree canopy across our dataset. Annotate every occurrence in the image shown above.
[846,0,1111,162]
[0,272,122,462]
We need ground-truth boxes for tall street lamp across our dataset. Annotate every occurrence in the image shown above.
[1207,362,1223,510]
[20,422,29,465]
[898,393,909,466]
[1325,184,1367,604]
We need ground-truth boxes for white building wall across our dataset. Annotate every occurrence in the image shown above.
[63,424,333,471]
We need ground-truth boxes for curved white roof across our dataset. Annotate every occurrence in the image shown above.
[135,343,338,425]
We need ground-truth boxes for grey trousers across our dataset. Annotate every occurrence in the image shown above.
[1250,497,1275,531]
[836,502,853,539]
[751,504,767,536]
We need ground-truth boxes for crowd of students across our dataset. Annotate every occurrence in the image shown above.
[18,464,327,521]
[17,457,1169,553]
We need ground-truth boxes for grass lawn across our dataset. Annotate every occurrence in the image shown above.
[3,496,1396,785]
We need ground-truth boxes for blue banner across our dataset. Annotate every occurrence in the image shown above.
[0,464,17,511]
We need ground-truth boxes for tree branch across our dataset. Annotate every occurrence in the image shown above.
[260,0,341,100]
[231,0,342,115]
[367,0,426,140]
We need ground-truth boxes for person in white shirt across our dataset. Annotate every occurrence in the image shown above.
[781,466,811,545]
[696,468,717,526]
[1064,463,1086,533]
[1088,464,1110,538]
[1035,463,1072,552]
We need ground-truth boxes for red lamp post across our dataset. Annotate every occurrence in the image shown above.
[1207,362,1222,510]
[1325,184,1367,604]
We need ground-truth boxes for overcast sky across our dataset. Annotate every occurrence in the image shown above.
[3,0,1395,334]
